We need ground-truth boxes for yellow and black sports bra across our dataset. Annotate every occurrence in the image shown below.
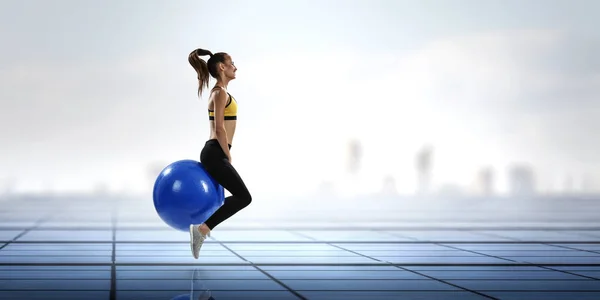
[208,86,237,120]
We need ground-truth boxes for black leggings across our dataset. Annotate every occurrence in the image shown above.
[200,139,252,230]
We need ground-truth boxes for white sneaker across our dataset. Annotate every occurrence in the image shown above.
[189,224,208,259]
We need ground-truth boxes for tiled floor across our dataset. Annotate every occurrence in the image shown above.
[1,197,600,299]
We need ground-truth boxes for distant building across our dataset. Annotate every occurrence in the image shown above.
[415,145,433,195]
[508,164,536,196]
[347,139,362,174]
[475,166,495,196]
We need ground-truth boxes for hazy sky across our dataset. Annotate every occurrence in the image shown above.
[1,0,599,196]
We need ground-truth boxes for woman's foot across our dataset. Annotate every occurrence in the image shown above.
[189,224,209,259]
[198,223,211,236]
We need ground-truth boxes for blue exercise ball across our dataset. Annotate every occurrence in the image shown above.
[153,159,224,232]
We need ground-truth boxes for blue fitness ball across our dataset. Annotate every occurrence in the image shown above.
[153,159,225,232]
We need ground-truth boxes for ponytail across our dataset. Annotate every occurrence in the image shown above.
[188,48,212,96]
[188,48,228,96]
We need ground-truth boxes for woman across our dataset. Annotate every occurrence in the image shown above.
[187,48,252,259]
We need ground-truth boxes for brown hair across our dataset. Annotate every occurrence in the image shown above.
[188,48,227,96]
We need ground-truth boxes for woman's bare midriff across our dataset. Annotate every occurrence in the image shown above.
[209,120,236,145]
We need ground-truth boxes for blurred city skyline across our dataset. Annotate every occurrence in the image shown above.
[1,138,597,198]
[1,0,600,199]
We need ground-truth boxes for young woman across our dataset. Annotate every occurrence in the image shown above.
[187,48,252,259]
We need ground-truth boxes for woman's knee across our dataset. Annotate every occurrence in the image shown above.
[240,190,252,207]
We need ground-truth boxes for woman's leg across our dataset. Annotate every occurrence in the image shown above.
[202,156,252,230]
[190,140,252,258]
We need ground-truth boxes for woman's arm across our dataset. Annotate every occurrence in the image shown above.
[212,89,232,161]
